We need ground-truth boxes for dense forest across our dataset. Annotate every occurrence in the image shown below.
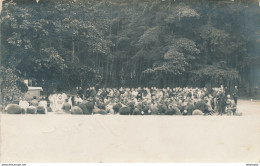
[0,0,260,103]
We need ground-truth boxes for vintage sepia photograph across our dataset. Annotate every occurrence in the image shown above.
[0,0,260,163]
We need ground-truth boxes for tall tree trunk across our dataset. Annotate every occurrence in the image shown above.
[206,1,212,65]
[77,41,80,63]
[105,56,109,87]
[0,5,2,104]
[72,39,75,63]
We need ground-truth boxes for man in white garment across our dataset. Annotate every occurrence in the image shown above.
[19,97,29,113]
[55,94,65,111]
[48,94,56,112]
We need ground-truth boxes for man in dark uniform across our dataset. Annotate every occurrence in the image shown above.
[216,90,226,115]
[136,88,142,100]
[232,86,238,105]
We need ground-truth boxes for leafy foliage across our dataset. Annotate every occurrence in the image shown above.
[189,63,240,87]
[138,26,161,47]
[0,67,27,104]
[165,4,200,24]
[144,38,200,76]
[0,0,260,97]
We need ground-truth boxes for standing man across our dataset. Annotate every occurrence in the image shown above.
[19,97,29,113]
[217,87,226,115]
[232,86,238,105]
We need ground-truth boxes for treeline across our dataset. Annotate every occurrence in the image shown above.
[0,0,260,101]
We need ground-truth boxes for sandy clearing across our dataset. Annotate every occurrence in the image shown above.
[0,100,259,163]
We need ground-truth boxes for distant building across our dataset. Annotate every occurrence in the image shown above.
[24,87,43,100]
[24,79,43,99]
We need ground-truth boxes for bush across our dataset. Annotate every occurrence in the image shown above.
[113,103,122,114]
[27,106,37,114]
[97,103,106,110]
[150,109,159,115]
[127,101,135,113]
[177,105,184,113]
[158,104,168,115]
[127,101,135,107]
[93,106,107,115]
[71,106,83,115]
[175,109,182,115]
[142,105,150,115]
[171,106,181,115]
[6,104,22,114]
[77,103,89,115]
[132,107,142,115]
[85,101,95,114]
[165,109,175,115]
[37,106,46,114]
[150,105,159,115]
[119,106,131,115]
[185,104,195,115]
[194,101,208,113]
[94,109,107,115]
[192,109,204,115]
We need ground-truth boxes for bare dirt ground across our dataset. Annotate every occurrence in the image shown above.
[1,100,260,163]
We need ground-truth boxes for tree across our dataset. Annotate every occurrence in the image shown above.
[1,0,259,95]
[0,67,27,105]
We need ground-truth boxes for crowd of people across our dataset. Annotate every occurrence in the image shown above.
[0,85,240,116]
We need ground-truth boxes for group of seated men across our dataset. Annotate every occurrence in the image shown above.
[1,86,239,116]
